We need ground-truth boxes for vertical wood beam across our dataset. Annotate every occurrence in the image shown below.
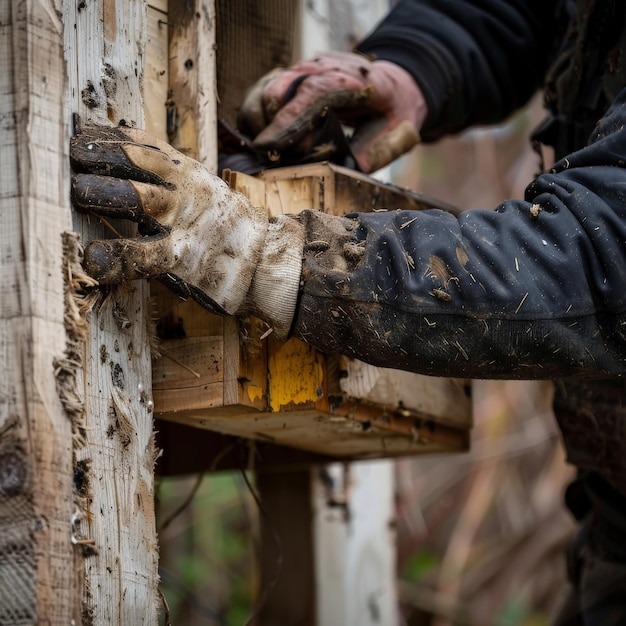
[0,1,78,622]
[156,0,228,412]
[257,471,317,626]
[64,0,159,622]
[313,463,398,626]
[168,0,217,169]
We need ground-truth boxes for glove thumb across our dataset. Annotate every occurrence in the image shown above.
[83,237,173,283]
[350,118,420,173]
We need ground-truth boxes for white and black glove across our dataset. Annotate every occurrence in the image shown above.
[238,51,428,173]
[70,126,304,338]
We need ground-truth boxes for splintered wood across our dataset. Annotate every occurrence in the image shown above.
[154,164,471,458]
[64,0,160,623]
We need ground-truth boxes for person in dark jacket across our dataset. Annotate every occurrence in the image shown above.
[70,1,626,623]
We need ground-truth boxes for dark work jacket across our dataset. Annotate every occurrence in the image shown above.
[355,0,626,153]
[291,0,626,524]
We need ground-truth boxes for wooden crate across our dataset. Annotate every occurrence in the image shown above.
[153,163,471,459]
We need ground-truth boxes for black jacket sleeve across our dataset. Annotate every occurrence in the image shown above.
[356,0,560,141]
[291,89,626,380]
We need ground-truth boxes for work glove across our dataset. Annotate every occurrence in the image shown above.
[238,51,428,173]
[70,126,305,338]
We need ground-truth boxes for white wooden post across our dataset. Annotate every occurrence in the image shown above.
[313,462,398,626]
[2,2,162,621]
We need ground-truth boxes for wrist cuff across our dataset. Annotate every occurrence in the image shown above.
[242,215,305,339]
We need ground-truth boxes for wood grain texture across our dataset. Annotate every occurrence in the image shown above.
[158,407,468,458]
[167,0,217,168]
[0,1,79,621]
[64,0,159,622]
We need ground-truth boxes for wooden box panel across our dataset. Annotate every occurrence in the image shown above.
[153,163,471,459]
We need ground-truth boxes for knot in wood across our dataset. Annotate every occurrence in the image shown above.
[0,451,28,497]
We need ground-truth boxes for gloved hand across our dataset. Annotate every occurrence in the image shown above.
[238,51,428,173]
[70,126,305,338]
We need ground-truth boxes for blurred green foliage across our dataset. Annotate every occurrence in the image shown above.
[401,551,439,582]
[496,599,550,626]
[157,472,256,625]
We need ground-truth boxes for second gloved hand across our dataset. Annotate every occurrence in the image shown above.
[70,126,304,338]
[238,51,428,174]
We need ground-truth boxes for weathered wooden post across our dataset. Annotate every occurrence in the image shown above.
[64,1,161,622]
[1,1,161,622]
[1,4,79,621]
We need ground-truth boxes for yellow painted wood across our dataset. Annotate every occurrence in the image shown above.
[268,339,326,412]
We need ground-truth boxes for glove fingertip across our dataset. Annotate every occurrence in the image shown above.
[83,241,125,284]
[71,173,138,215]
[252,124,298,151]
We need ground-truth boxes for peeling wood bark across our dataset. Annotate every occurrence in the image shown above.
[64,0,159,622]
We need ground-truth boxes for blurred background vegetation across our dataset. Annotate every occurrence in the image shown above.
[158,472,257,624]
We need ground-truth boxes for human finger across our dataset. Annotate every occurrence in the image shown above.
[350,118,420,173]
[237,68,288,136]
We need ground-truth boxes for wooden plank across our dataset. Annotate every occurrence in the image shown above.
[64,1,159,622]
[152,336,224,411]
[339,359,470,428]
[159,407,468,458]
[267,337,329,413]
[167,0,217,167]
[155,420,460,475]
[145,1,169,138]
[261,162,461,216]
[0,2,79,622]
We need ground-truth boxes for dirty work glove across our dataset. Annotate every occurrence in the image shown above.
[238,51,428,174]
[70,126,305,338]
